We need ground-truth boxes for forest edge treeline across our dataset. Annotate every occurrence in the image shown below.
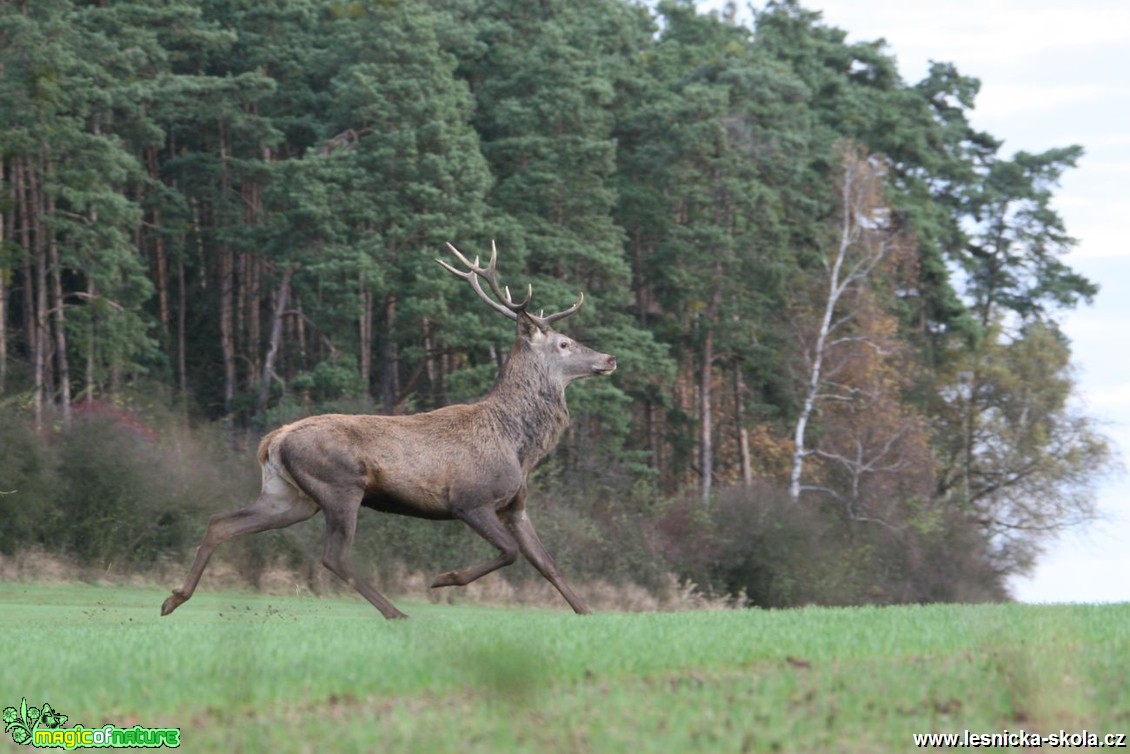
[0,0,1113,606]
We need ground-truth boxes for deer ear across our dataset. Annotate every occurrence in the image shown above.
[516,310,548,342]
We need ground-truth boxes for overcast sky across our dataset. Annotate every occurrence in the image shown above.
[696,0,1130,602]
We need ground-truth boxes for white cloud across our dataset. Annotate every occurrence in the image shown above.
[1011,485,1130,604]
[1084,383,1130,412]
[1062,310,1130,340]
[1065,220,1130,260]
[973,83,1109,119]
[1082,134,1130,149]
[813,1,1130,80]
[1011,535,1130,603]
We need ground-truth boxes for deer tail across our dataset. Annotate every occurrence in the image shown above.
[256,431,275,466]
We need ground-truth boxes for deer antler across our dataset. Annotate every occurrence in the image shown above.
[438,241,584,328]
[538,290,584,326]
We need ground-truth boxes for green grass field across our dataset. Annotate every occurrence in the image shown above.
[1,582,1127,752]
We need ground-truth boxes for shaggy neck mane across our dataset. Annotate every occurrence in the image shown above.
[480,343,571,469]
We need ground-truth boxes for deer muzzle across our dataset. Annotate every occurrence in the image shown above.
[594,355,617,375]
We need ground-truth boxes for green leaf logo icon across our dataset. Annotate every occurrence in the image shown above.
[40,703,67,729]
[4,697,68,746]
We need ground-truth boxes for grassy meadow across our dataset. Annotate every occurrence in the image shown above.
[1,582,1127,752]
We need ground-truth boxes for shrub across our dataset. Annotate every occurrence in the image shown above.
[0,411,58,555]
[653,482,1008,607]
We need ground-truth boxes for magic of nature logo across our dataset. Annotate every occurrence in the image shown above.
[3,698,181,749]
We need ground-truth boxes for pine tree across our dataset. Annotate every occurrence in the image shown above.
[616,0,808,494]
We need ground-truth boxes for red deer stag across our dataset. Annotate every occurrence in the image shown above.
[161,242,616,619]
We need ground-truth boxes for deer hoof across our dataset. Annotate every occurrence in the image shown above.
[160,592,185,616]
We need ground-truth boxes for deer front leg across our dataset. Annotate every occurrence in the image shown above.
[431,506,519,587]
[507,508,591,615]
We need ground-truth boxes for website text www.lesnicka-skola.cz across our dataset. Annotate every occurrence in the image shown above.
[913,729,1127,748]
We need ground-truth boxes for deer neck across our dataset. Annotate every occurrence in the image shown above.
[483,354,571,469]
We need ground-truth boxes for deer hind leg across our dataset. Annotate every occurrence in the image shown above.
[318,491,408,620]
[430,506,519,589]
[160,479,318,616]
[507,509,591,615]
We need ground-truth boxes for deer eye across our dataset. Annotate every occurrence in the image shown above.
[559,340,571,349]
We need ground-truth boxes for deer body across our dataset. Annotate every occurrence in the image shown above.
[161,243,614,619]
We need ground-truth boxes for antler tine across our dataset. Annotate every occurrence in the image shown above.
[439,242,483,277]
[438,242,519,321]
[504,284,534,310]
[538,291,585,326]
[482,240,532,311]
[479,242,529,312]
[476,240,506,303]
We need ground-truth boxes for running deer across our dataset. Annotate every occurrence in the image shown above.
[161,242,616,618]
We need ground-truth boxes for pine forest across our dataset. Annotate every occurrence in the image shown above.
[0,0,1112,606]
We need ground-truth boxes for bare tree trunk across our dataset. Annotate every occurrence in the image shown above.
[961,357,982,507]
[218,123,237,436]
[699,262,724,500]
[34,228,49,426]
[645,399,660,477]
[631,234,648,327]
[14,161,31,381]
[295,295,307,362]
[245,203,258,386]
[734,366,752,488]
[44,182,71,422]
[242,163,264,397]
[700,324,714,500]
[85,277,96,409]
[235,247,247,380]
[180,217,197,399]
[15,161,34,384]
[239,250,261,393]
[0,159,7,394]
[175,253,187,397]
[48,220,70,420]
[219,243,236,425]
[359,279,372,393]
[250,252,262,390]
[256,266,294,415]
[788,214,846,503]
[146,148,170,336]
[108,358,121,395]
[0,260,5,396]
[423,320,435,388]
[380,293,398,414]
[154,209,169,331]
[28,157,51,428]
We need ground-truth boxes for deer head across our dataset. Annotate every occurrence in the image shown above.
[438,241,616,385]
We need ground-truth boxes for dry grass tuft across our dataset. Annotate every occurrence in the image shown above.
[0,551,743,613]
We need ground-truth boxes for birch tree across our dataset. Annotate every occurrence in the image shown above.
[789,146,905,502]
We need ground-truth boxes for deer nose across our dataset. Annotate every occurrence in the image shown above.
[605,355,617,371]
